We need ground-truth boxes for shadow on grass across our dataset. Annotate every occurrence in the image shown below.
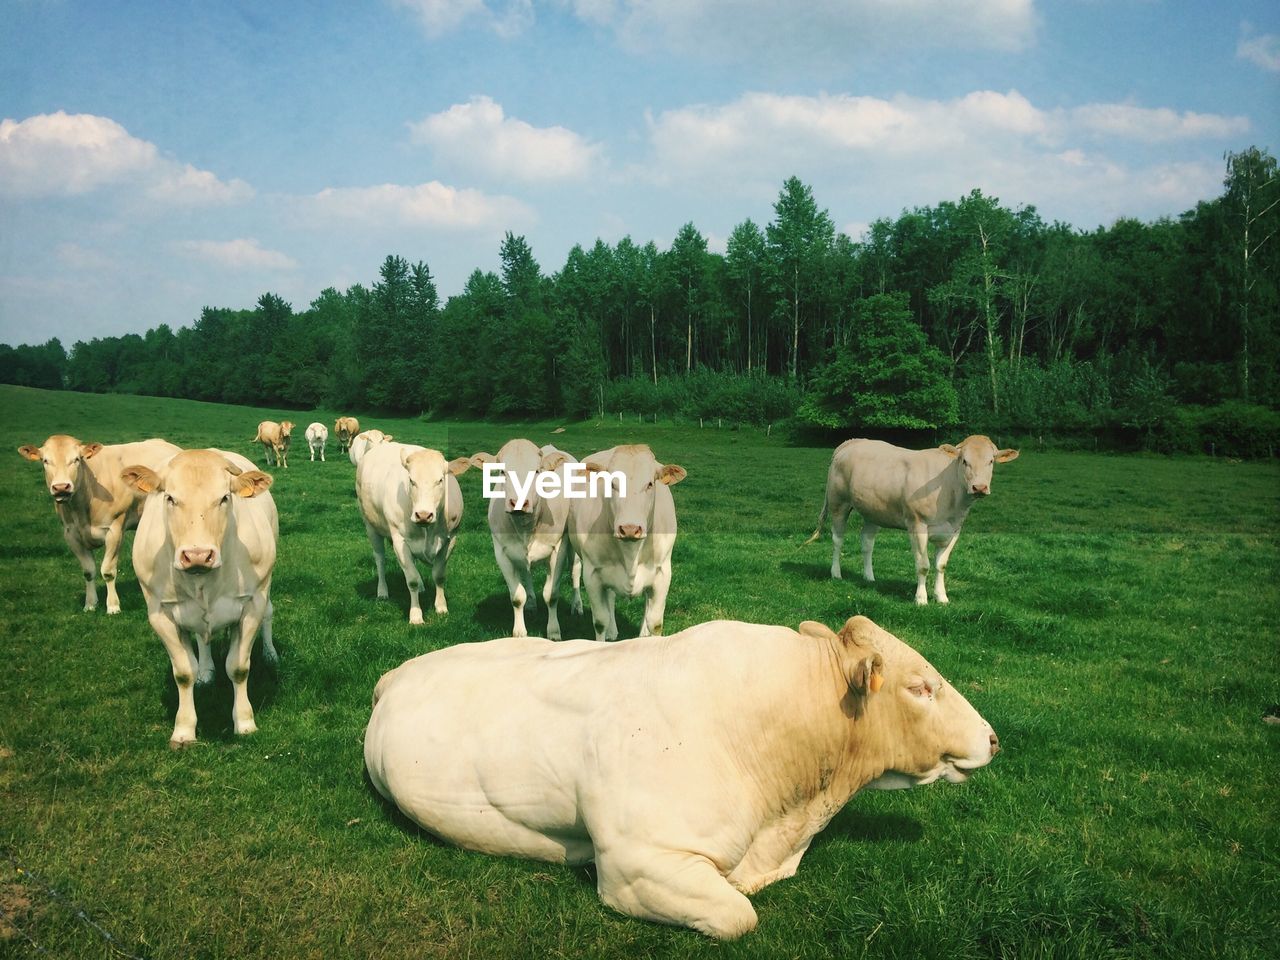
[815,809,925,847]
[779,559,915,601]
[156,636,282,743]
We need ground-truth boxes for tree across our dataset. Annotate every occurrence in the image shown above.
[766,177,834,379]
[725,220,767,372]
[1222,147,1280,400]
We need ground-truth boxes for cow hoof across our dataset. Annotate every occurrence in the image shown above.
[84,603,98,613]
[169,735,196,751]
[513,626,528,638]
[409,610,425,626]
[106,605,121,615]
[914,597,929,606]
[234,720,258,736]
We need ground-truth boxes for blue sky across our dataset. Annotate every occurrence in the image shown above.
[2,0,1277,346]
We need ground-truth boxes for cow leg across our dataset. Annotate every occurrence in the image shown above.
[909,522,930,605]
[729,810,821,894]
[100,514,128,614]
[495,545,529,637]
[606,590,619,641]
[570,550,583,615]
[860,522,879,582]
[430,539,450,616]
[259,598,278,664]
[544,542,567,641]
[64,528,98,611]
[829,505,852,579]
[365,523,389,600]
[150,611,198,747]
[389,533,425,624]
[227,598,267,736]
[641,564,671,637]
[594,846,758,940]
[310,444,315,462]
[932,529,963,605]
[320,442,325,463]
[583,569,611,642]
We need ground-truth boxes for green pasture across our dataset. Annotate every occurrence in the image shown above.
[0,384,1277,959]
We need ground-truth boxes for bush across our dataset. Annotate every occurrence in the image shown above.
[1196,402,1280,458]
[602,370,800,425]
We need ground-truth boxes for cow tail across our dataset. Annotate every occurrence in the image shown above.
[803,494,828,546]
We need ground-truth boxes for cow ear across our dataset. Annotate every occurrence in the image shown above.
[121,465,161,494]
[80,442,104,459]
[582,461,608,475]
[18,445,42,461]
[798,620,839,642]
[400,448,413,469]
[382,434,393,442]
[233,470,273,498]
[656,463,687,486]
[850,653,885,693]
[996,448,1019,463]
[469,452,497,468]
[448,457,472,476]
[540,451,569,472]
[939,443,959,458]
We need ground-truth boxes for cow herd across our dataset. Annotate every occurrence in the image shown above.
[17,419,1016,939]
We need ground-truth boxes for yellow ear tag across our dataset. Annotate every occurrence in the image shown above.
[869,673,884,693]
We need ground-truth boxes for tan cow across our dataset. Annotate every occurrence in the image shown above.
[123,449,277,748]
[806,435,1019,604]
[365,614,999,939]
[18,435,181,613]
[253,420,294,469]
[348,428,393,467]
[334,416,360,455]
[356,442,470,624]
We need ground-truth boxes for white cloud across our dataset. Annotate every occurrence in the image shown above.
[1237,31,1280,72]
[0,112,251,205]
[308,180,531,229]
[392,0,533,37]
[409,96,601,181]
[1069,103,1250,142]
[178,238,299,271]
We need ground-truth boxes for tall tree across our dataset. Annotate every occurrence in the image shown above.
[766,177,835,379]
[1222,147,1280,400]
[726,219,767,372]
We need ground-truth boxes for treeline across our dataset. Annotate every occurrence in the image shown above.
[3,148,1277,455]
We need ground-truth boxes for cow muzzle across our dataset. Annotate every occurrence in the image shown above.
[506,499,533,515]
[176,547,219,571]
[970,484,989,496]
[50,482,74,501]
[616,524,645,540]
[412,510,436,525]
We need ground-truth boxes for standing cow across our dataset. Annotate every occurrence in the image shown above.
[356,442,470,624]
[122,449,277,748]
[253,420,294,469]
[568,444,685,642]
[348,429,393,467]
[806,435,1019,604]
[305,422,328,462]
[365,614,999,939]
[470,439,582,641]
[334,416,360,455]
[18,435,181,613]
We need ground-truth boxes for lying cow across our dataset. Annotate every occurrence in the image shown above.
[253,420,294,469]
[18,435,181,613]
[568,445,685,642]
[305,422,328,462]
[355,441,470,624]
[123,449,277,748]
[365,614,999,939]
[470,439,582,641]
[806,436,1019,604]
[348,428,393,467]
[334,416,360,455]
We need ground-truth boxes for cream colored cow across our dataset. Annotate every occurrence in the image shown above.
[334,416,360,455]
[365,615,999,939]
[253,420,294,469]
[304,422,328,462]
[348,429,393,467]
[123,449,277,748]
[568,444,685,642]
[806,435,1019,604]
[18,435,181,613]
[355,442,470,624]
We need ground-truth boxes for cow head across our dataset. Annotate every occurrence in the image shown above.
[121,450,272,572]
[830,616,999,789]
[279,420,294,439]
[403,448,471,526]
[18,435,104,502]
[940,435,1019,497]
[473,439,572,517]
[584,445,685,541]
[350,430,393,465]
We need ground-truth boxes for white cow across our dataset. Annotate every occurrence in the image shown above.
[806,435,1019,604]
[305,422,328,462]
[568,444,685,642]
[365,615,1000,939]
[348,429,393,467]
[122,449,277,748]
[18,435,181,613]
[470,439,582,641]
[355,442,470,624]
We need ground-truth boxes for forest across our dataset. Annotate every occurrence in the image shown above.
[2,147,1277,457]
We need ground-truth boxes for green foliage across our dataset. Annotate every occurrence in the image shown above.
[797,293,957,430]
[0,338,67,390]
[603,370,799,424]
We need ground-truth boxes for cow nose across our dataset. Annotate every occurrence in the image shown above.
[51,482,72,494]
[179,548,216,569]
[971,484,989,496]
[989,732,1000,756]
[617,524,644,540]
[413,511,435,524]
[507,499,530,514]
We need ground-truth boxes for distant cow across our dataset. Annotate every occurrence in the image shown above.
[123,449,277,748]
[365,614,999,939]
[18,435,181,613]
[356,442,471,624]
[568,444,685,642]
[253,420,294,469]
[305,422,328,462]
[470,439,582,641]
[806,436,1019,604]
[348,429,393,467]
[334,417,360,455]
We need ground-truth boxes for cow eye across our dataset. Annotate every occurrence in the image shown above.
[220,494,230,505]
[165,494,176,506]
[436,478,444,486]
[908,680,933,698]
[645,480,654,491]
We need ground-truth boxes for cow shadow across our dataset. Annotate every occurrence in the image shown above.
[155,637,281,743]
[812,809,925,850]
[470,591,633,642]
[779,559,914,600]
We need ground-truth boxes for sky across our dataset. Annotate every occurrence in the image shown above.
[1,0,1277,347]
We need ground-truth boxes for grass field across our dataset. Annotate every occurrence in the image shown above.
[1,383,1277,959]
